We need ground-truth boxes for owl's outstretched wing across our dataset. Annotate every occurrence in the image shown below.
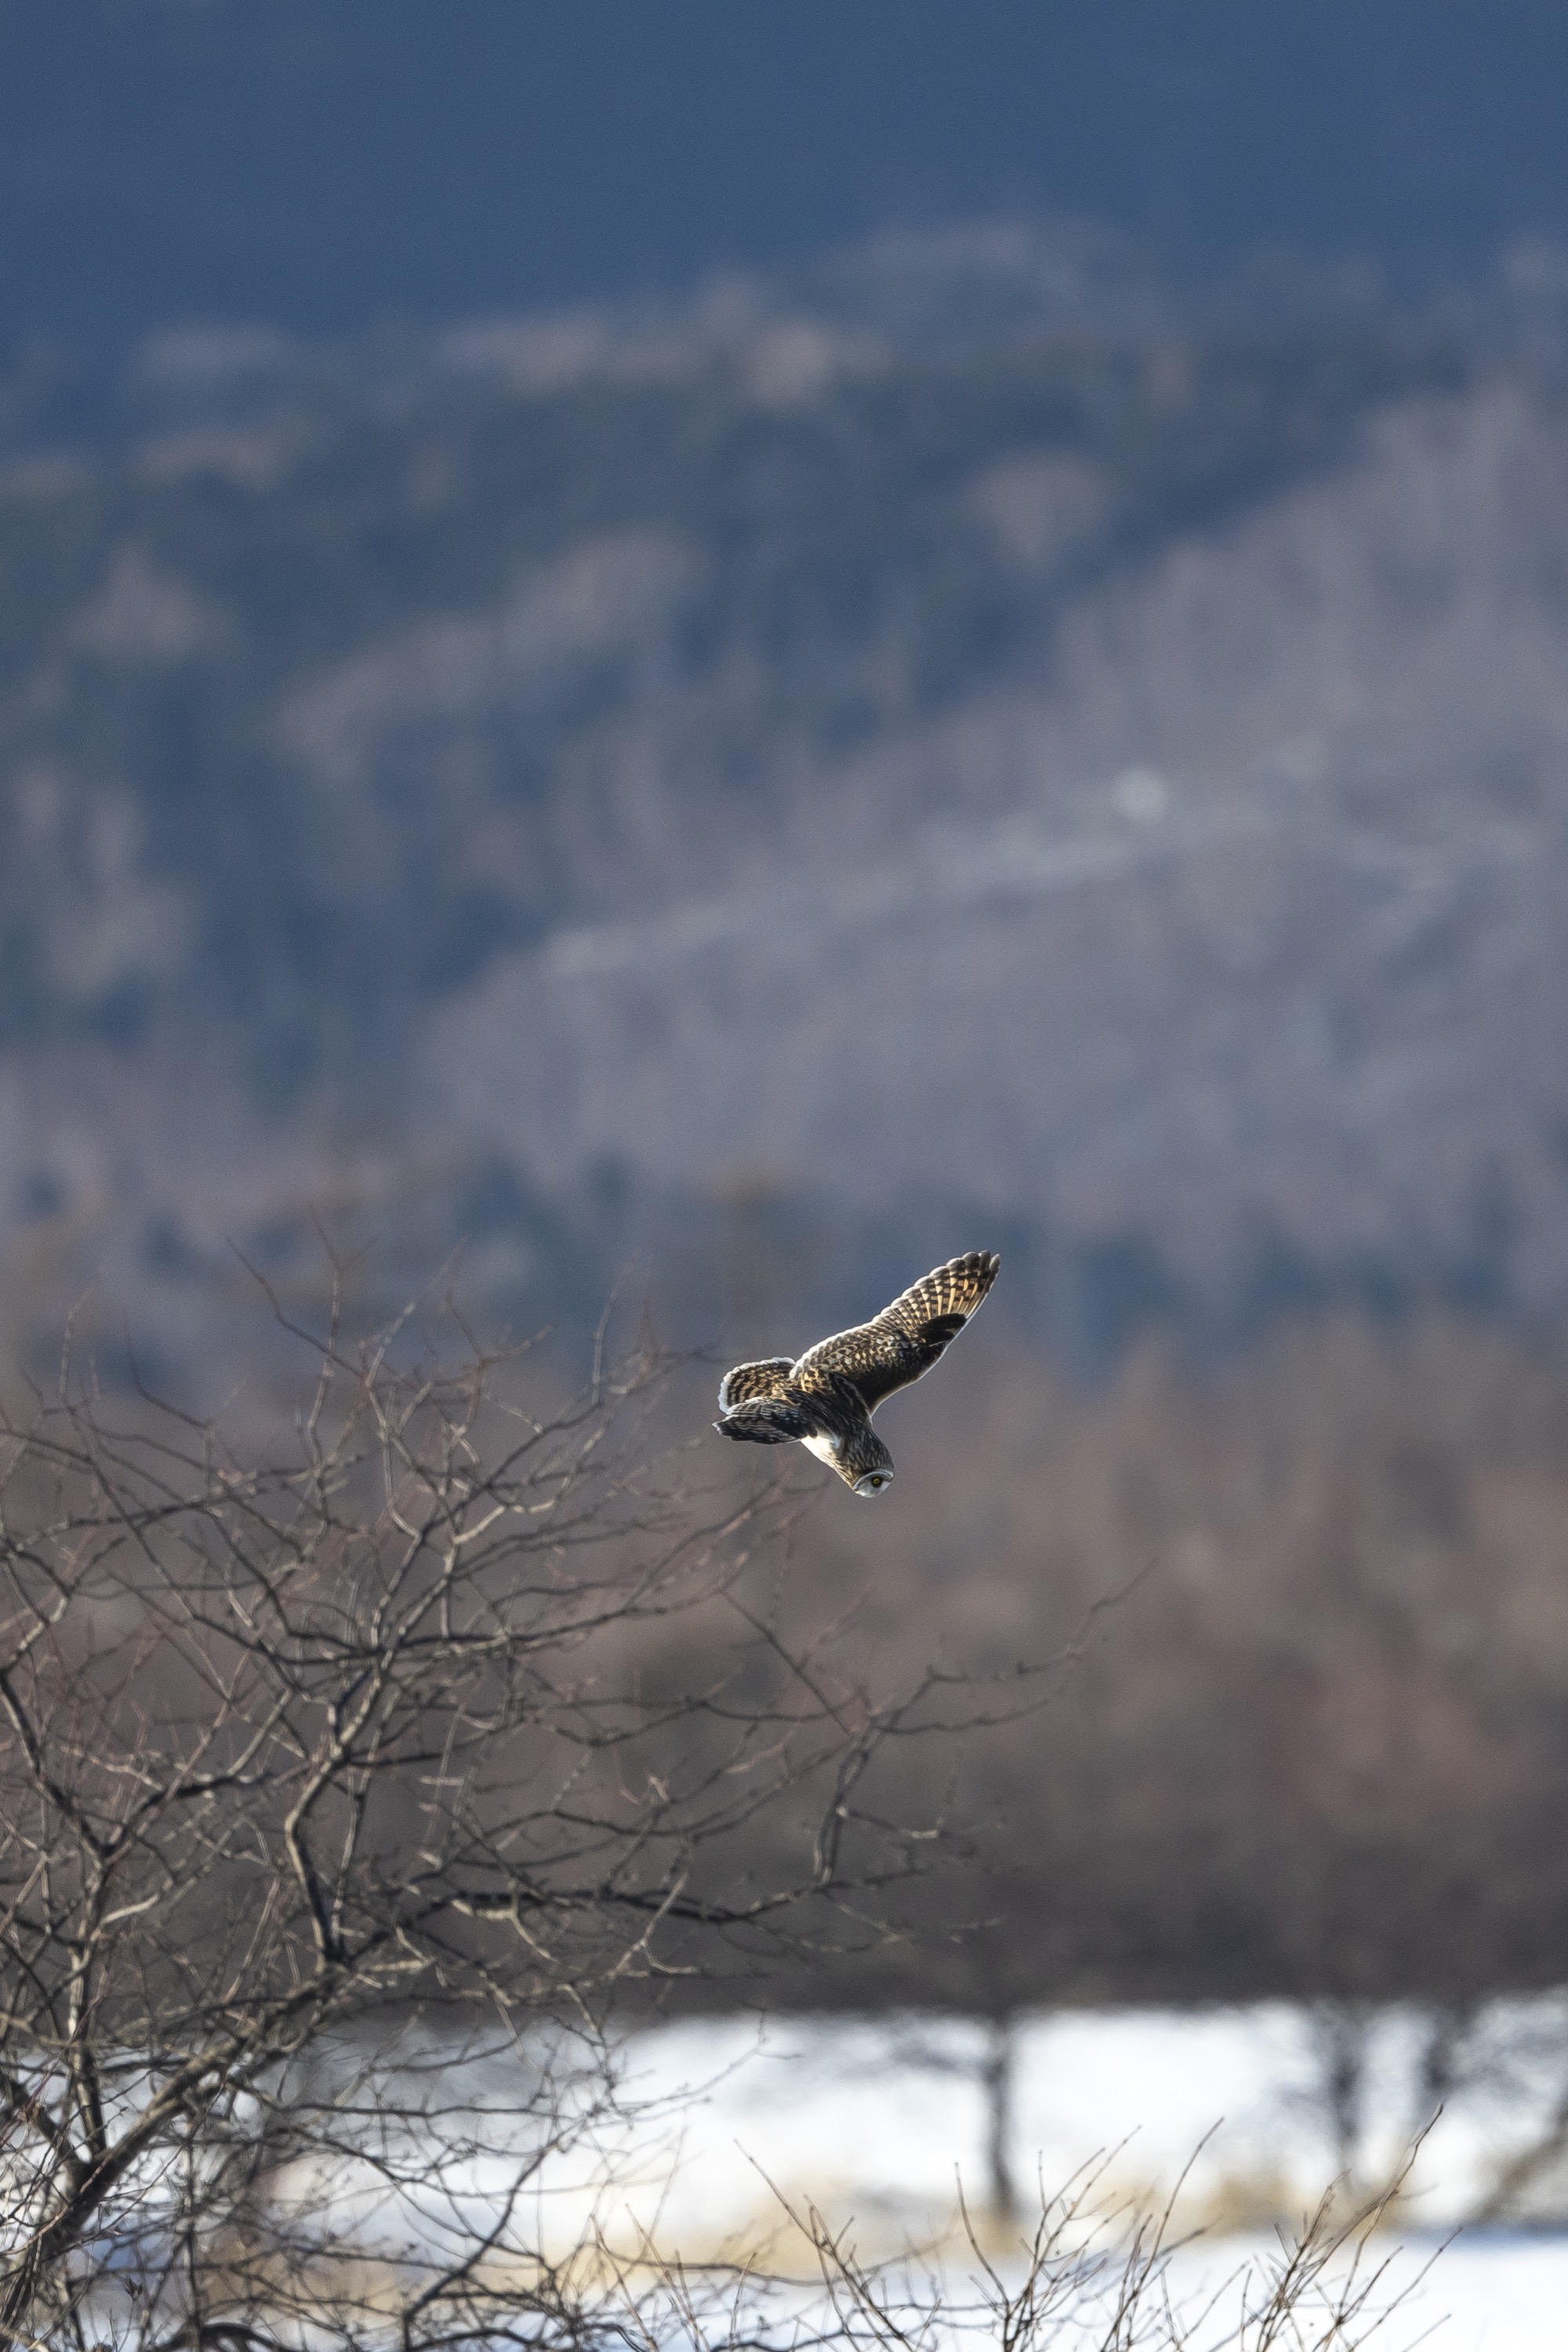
[717,1357,796,1411]
[794,1250,1000,1414]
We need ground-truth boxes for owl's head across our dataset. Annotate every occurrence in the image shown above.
[840,1423,894,1496]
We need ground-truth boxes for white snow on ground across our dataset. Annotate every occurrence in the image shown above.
[590,2003,1568,2243]
[1160,2232,1568,2352]
[268,2002,1568,2350]
[561,2005,1568,2350]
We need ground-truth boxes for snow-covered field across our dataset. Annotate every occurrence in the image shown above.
[1160,2230,1565,2352]
[550,2005,1568,2351]
[266,2002,1568,2350]
[598,2005,1562,2238]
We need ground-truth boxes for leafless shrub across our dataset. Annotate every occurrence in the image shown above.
[623,2150,1432,2352]
[0,1270,1043,2351]
[0,1269,1457,2351]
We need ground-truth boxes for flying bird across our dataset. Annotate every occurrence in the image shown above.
[713,1250,1000,1495]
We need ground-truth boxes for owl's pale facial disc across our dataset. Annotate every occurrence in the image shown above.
[853,1472,893,1497]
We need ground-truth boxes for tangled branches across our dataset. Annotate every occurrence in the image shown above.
[0,1277,1004,2350]
[0,1280,1428,2352]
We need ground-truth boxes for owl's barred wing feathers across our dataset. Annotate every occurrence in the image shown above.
[717,1357,796,1411]
[880,1250,1002,1337]
[793,1250,1000,1413]
[713,1394,820,1446]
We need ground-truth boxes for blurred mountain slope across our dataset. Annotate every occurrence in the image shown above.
[0,313,1453,1051]
[2,290,1567,1374]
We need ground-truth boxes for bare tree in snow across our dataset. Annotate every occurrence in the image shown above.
[0,1267,1033,2352]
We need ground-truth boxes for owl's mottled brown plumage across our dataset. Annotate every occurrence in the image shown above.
[713,1250,1000,1495]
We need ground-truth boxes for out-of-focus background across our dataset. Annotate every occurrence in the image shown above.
[8,0,1568,2299]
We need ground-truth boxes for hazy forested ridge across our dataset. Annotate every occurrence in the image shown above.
[4,243,1568,1382]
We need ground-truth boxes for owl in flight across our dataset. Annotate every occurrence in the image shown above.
[713,1250,1000,1496]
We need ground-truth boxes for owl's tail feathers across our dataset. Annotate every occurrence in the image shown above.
[713,1394,816,1445]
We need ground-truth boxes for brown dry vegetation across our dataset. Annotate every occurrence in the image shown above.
[0,1285,1036,2346]
[690,1308,1568,2013]
[0,1278,1494,2345]
[6,1279,1563,2036]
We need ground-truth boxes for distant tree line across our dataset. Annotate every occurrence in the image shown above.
[732,1305,1568,2018]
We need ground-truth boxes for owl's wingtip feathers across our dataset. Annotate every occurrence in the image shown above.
[933,1247,1001,1295]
